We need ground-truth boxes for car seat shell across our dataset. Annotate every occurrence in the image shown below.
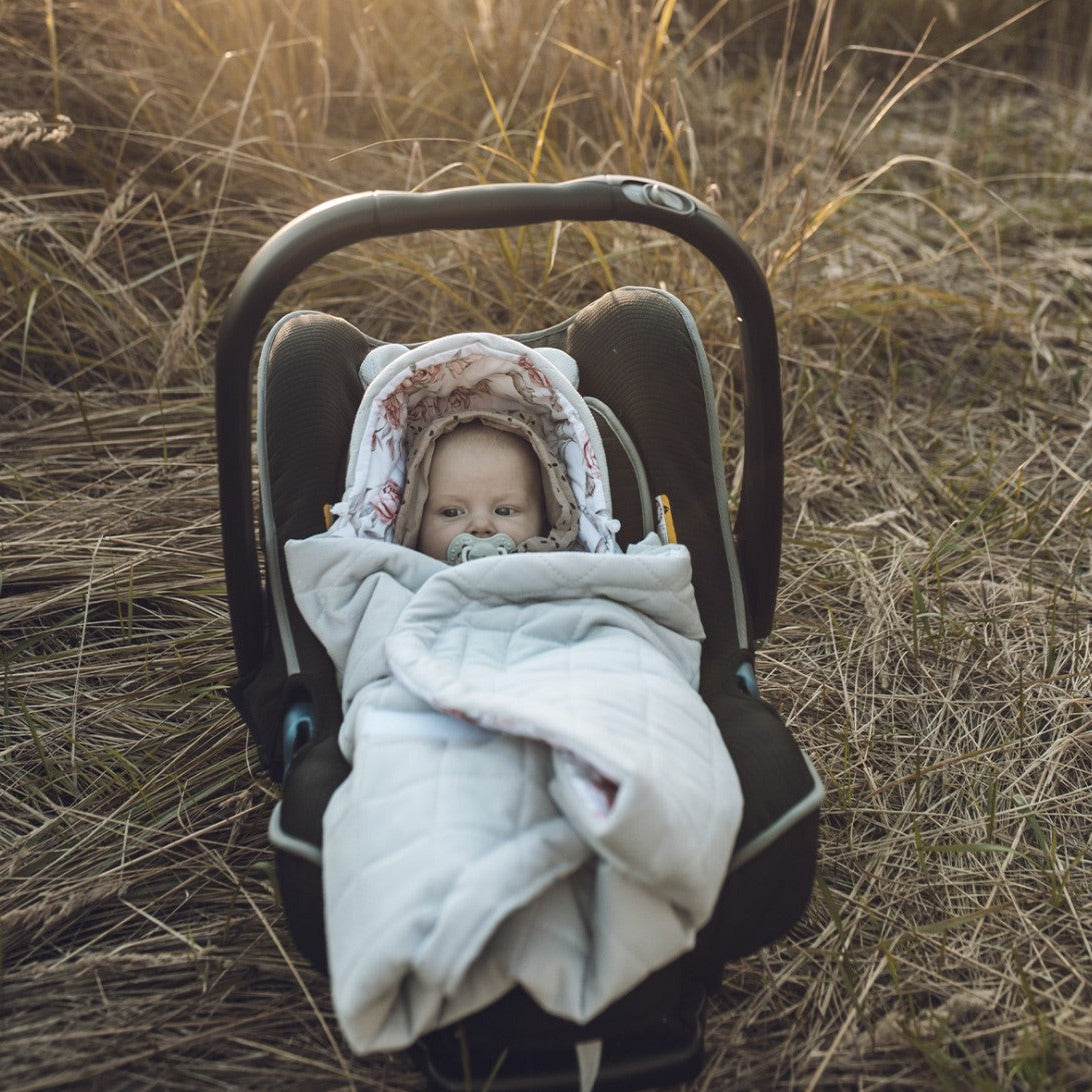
[214,177,821,1092]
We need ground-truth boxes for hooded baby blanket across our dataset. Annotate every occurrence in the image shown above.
[283,333,744,1054]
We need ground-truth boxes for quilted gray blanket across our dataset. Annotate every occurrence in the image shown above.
[285,531,743,1054]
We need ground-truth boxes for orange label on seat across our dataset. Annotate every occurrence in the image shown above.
[655,494,677,544]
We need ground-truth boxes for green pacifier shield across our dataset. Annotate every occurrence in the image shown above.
[446,532,517,565]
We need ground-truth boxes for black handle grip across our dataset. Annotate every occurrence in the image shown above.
[215,175,782,679]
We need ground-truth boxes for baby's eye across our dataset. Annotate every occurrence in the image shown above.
[494,505,516,517]
[439,506,462,518]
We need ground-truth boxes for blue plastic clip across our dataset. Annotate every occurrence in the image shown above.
[735,661,760,698]
[282,702,315,775]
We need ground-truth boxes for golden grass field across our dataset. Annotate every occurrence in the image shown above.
[2,1,1090,1087]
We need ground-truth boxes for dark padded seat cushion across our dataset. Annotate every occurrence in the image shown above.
[242,313,367,776]
[264,311,366,545]
[564,289,748,681]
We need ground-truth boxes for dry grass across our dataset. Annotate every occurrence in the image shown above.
[2,1,1090,1088]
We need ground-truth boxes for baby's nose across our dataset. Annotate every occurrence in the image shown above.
[468,509,495,535]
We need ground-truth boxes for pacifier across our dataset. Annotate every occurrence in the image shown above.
[446,532,517,565]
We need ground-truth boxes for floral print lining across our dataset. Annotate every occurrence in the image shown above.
[328,336,618,554]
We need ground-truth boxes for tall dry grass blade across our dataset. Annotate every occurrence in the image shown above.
[41,0,62,117]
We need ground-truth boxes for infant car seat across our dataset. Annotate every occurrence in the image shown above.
[215,176,822,1091]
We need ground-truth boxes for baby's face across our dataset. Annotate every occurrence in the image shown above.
[417,426,546,561]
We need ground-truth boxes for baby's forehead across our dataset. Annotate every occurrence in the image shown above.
[427,424,544,497]
[434,423,532,459]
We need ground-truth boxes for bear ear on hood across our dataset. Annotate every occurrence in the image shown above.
[359,344,407,386]
[535,347,579,387]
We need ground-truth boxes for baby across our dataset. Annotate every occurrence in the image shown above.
[328,335,613,556]
[416,422,548,563]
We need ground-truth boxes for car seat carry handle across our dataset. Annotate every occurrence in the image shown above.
[217,175,782,681]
